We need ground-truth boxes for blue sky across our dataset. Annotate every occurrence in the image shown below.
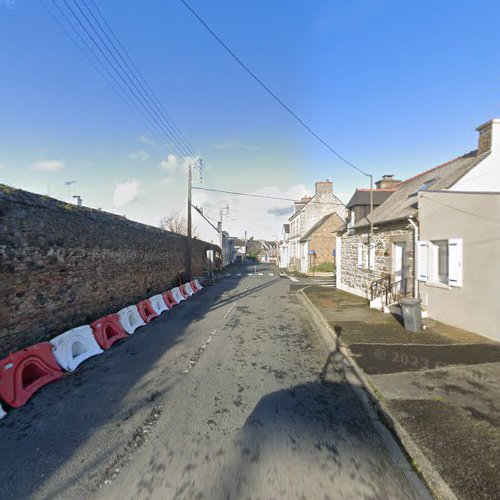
[1,0,499,241]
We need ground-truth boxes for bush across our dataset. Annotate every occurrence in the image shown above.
[311,262,335,272]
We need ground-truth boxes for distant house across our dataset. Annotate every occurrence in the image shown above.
[300,212,345,271]
[280,180,346,273]
[336,119,500,341]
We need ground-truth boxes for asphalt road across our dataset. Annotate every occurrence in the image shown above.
[0,263,428,499]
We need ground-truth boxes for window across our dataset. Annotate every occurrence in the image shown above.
[357,241,375,270]
[417,239,463,287]
[413,179,434,195]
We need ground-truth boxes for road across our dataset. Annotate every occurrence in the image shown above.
[0,263,429,499]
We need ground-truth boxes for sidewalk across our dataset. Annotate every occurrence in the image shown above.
[302,286,500,500]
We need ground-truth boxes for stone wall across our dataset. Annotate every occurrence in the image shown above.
[0,185,219,357]
[308,213,344,267]
[340,221,414,297]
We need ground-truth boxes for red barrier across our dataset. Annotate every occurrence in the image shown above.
[191,280,201,292]
[0,343,63,408]
[163,290,178,308]
[179,285,189,299]
[137,299,159,323]
[91,314,128,350]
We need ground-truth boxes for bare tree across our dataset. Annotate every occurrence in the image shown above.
[159,210,198,237]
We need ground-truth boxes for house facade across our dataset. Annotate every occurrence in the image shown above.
[280,180,346,273]
[336,119,500,341]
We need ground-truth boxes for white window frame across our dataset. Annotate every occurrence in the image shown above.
[417,239,463,288]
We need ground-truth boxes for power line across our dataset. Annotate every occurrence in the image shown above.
[179,0,370,178]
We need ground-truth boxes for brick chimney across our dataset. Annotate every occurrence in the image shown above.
[315,179,333,197]
[476,119,500,155]
[375,175,400,190]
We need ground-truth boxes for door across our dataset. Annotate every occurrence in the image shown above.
[393,242,407,293]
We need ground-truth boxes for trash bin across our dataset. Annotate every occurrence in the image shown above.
[399,298,422,332]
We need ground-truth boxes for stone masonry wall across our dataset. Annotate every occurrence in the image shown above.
[340,220,414,298]
[0,186,219,357]
[308,214,344,267]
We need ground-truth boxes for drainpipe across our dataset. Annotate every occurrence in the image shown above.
[408,217,419,299]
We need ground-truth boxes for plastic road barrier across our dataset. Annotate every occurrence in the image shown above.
[91,314,128,350]
[171,287,185,304]
[163,290,178,308]
[50,325,104,372]
[179,285,190,299]
[137,299,159,323]
[184,282,195,296]
[118,305,146,334]
[192,279,203,291]
[0,402,5,419]
[0,343,64,408]
[149,294,169,315]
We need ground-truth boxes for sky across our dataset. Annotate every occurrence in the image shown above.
[1,0,500,243]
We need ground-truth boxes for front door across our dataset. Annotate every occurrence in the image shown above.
[393,242,407,292]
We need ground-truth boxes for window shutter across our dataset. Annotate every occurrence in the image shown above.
[369,244,376,270]
[417,241,428,282]
[357,242,363,268]
[448,238,463,287]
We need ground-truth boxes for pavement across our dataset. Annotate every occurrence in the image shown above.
[0,263,429,499]
[302,285,500,500]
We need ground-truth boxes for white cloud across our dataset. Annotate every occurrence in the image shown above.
[138,134,156,146]
[113,179,140,208]
[0,163,6,170]
[160,154,178,172]
[31,159,64,172]
[212,138,260,151]
[129,150,149,161]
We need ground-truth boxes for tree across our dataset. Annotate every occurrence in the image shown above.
[159,210,198,237]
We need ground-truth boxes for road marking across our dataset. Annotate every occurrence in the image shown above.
[269,273,274,276]
[289,276,299,282]
[236,273,242,276]
[258,273,263,276]
[247,273,252,276]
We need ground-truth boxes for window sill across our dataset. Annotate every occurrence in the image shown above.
[425,281,451,290]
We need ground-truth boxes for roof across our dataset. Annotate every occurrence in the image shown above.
[300,212,344,242]
[354,150,487,229]
[346,188,395,208]
[288,192,345,221]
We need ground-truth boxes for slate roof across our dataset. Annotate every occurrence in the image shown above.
[346,188,395,208]
[354,150,488,228]
[300,212,344,242]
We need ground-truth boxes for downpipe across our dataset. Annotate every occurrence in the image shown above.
[408,217,419,299]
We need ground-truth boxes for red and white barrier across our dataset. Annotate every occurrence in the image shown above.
[0,343,64,408]
[137,299,159,323]
[50,325,103,372]
[149,294,169,315]
[91,314,128,350]
[118,305,146,334]
[163,290,178,308]
[192,279,202,291]
[171,287,185,304]
[0,402,6,419]
[184,283,195,296]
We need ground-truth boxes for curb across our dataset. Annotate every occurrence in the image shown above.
[297,287,457,500]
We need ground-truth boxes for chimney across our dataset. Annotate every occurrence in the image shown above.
[315,179,333,197]
[375,175,400,190]
[476,119,500,155]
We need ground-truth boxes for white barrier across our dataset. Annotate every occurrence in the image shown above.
[149,294,169,315]
[50,325,103,371]
[193,279,202,291]
[0,402,6,420]
[171,287,185,303]
[184,283,195,296]
[118,305,146,334]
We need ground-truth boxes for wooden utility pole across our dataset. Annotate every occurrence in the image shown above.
[186,163,192,277]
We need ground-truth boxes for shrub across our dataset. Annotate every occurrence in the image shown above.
[311,262,335,272]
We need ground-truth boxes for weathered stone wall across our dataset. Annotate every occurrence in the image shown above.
[340,221,414,297]
[0,185,219,357]
[308,214,344,267]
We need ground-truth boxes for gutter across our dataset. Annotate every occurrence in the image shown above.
[408,216,419,299]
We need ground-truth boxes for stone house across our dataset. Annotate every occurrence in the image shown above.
[300,212,345,270]
[337,119,499,330]
[280,180,346,273]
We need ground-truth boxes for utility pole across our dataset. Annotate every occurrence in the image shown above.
[368,174,374,269]
[244,230,247,263]
[219,207,223,269]
[186,163,192,277]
